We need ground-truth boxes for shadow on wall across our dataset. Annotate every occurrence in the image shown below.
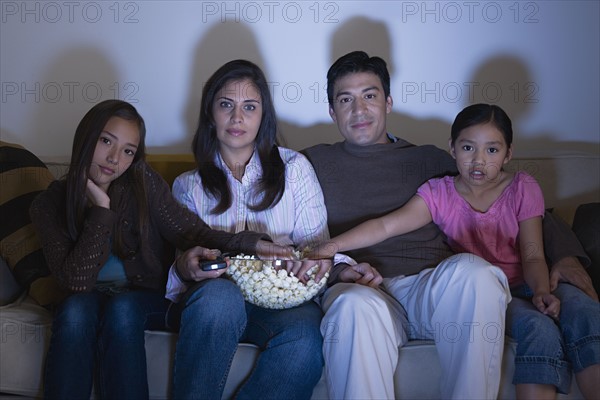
[152,17,598,213]
[279,17,598,213]
[19,47,121,159]
[180,21,269,152]
[279,16,451,151]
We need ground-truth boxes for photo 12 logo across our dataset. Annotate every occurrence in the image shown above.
[400,81,539,104]
[1,81,140,104]
[1,1,140,24]
[200,1,340,24]
[400,1,540,24]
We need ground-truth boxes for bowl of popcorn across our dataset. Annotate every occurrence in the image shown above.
[226,254,329,309]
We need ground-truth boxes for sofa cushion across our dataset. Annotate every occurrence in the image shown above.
[572,202,600,294]
[146,154,195,188]
[0,256,21,306]
[0,141,64,306]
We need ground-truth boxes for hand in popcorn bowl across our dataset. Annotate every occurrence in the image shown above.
[226,254,330,309]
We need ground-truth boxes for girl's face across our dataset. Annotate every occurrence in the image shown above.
[450,122,512,187]
[89,116,140,191]
[213,78,262,157]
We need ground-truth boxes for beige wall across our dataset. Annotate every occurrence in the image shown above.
[1,1,599,162]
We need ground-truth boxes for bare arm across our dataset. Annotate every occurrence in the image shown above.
[519,216,560,318]
[309,195,433,259]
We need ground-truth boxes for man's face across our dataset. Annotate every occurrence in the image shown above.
[329,71,393,146]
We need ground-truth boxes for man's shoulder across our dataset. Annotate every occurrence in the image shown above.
[301,142,344,162]
[302,142,342,154]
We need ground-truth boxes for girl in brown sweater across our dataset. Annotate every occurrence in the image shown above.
[30,100,271,399]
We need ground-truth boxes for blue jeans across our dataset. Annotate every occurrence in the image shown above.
[168,278,324,400]
[507,283,600,394]
[44,289,168,400]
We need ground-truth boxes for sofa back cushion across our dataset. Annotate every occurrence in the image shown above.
[572,203,600,295]
[0,141,64,305]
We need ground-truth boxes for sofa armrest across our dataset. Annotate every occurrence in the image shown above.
[572,203,600,294]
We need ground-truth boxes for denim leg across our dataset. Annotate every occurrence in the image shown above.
[553,283,600,372]
[96,290,168,400]
[44,292,104,400]
[170,278,247,400]
[237,300,324,400]
[507,291,572,394]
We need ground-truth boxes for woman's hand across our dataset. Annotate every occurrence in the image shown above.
[86,178,110,208]
[176,246,228,282]
[255,240,296,260]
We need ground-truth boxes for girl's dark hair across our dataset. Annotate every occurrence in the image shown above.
[326,50,391,105]
[192,59,285,214]
[451,103,513,146]
[65,99,148,258]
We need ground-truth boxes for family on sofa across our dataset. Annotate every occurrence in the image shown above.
[7,51,600,400]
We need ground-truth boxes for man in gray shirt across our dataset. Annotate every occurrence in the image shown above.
[303,51,595,399]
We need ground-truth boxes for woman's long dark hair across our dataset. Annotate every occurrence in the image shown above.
[192,59,285,214]
[65,100,148,258]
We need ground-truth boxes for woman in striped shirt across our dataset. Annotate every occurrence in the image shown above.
[165,59,331,400]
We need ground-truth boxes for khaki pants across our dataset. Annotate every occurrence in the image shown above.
[320,253,511,400]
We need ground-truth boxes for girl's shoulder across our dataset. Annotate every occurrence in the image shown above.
[30,179,66,220]
[509,170,541,192]
[36,179,66,202]
[513,170,543,195]
[417,175,456,201]
[423,175,455,190]
[513,170,538,182]
[131,162,172,198]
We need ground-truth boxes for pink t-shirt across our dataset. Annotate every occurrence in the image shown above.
[416,171,544,286]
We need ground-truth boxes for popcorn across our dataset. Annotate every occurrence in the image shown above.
[226,254,328,309]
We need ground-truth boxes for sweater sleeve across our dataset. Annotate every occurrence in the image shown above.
[288,152,330,249]
[29,181,116,292]
[145,167,269,255]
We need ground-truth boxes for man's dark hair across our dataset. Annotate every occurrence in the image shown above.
[326,51,391,105]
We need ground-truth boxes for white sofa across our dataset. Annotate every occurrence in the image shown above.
[0,294,587,399]
[1,153,597,399]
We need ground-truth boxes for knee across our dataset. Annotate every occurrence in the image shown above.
[289,305,323,352]
[103,293,146,329]
[279,317,324,374]
[323,283,391,323]
[295,332,324,374]
[102,294,146,336]
[181,279,246,326]
[52,294,99,341]
[556,283,600,317]
[514,312,561,345]
[445,253,510,294]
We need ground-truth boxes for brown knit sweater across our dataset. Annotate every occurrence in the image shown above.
[30,164,267,293]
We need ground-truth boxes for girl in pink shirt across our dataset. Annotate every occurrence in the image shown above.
[311,103,600,399]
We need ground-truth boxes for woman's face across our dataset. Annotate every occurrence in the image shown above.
[88,116,140,191]
[213,78,263,157]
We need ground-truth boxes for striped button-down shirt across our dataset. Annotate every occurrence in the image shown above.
[165,147,330,302]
